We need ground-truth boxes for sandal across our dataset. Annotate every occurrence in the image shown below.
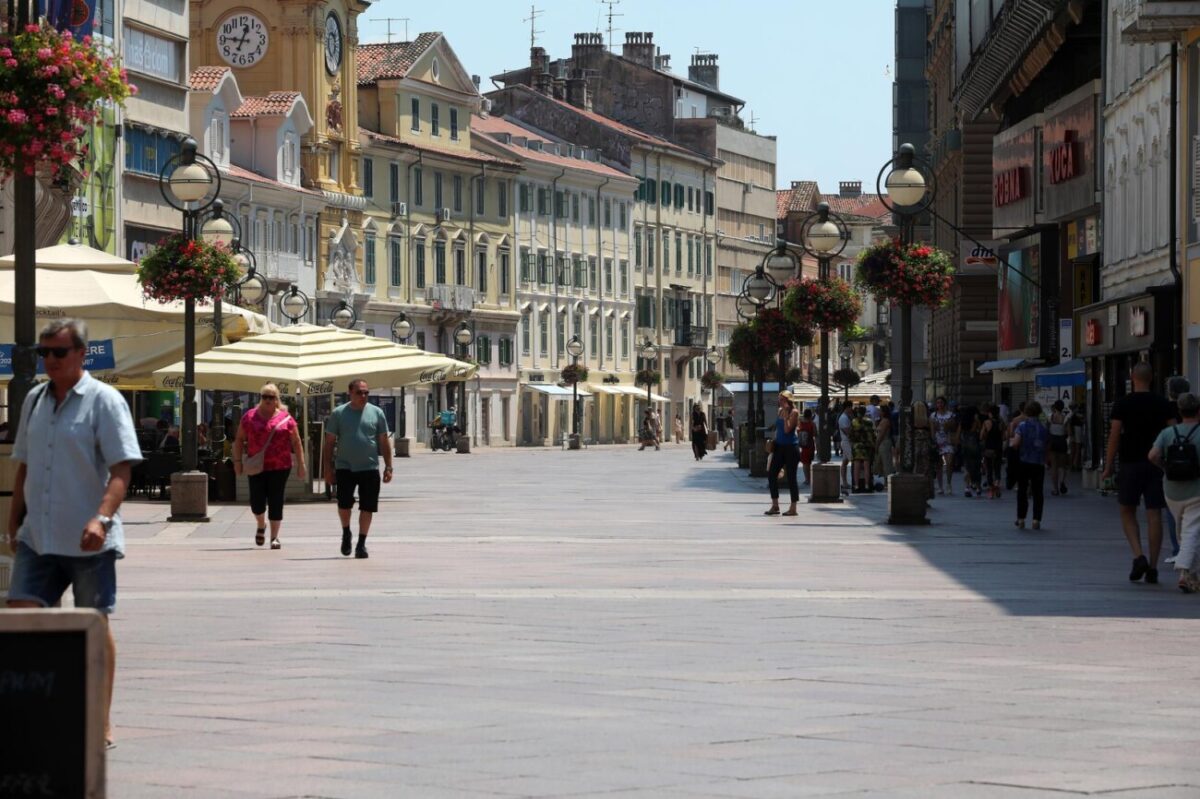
[270,538,281,550]
[764,508,781,516]
[781,509,798,517]
[255,528,265,547]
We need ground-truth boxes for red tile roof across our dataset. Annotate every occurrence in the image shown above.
[471,115,634,180]
[777,181,818,219]
[821,193,891,221]
[357,33,441,86]
[232,92,302,118]
[189,66,230,92]
[224,164,323,196]
[360,128,521,168]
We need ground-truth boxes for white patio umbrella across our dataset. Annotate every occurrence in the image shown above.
[152,324,478,395]
[0,243,271,388]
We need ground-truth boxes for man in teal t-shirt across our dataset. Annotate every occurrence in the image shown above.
[323,379,392,559]
[1150,392,1200,591]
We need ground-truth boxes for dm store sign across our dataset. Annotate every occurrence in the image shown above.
[0,339,116,376]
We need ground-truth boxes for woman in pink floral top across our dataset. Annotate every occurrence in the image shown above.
[232,383,306,549]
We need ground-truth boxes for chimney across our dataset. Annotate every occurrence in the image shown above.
[471,74,481,90]
[622,32,655,68]
[566,68,591,111]
[551,76,567,101]
[654,51,671,71]
[839,181,862,198]
[689,53,719,89]
[572,32,604,67]
[530,46,550,76]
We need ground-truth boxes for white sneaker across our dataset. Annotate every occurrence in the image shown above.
[1165,555,1178,565]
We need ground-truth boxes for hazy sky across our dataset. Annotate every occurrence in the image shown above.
[358,0,896,193]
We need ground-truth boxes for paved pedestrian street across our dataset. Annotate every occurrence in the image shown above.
[107,445,1200,798]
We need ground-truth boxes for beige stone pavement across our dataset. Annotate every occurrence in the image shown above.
[99,443,1200,798]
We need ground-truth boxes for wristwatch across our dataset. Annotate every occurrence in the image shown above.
[95,514,115,532]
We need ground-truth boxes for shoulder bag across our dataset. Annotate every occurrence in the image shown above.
[243,419,281,476]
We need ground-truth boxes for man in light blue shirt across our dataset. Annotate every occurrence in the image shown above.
[6,318,143,748]
[324,379,392,559]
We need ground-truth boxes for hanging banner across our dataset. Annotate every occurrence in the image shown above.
[37,0,96,38]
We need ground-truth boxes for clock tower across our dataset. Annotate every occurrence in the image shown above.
[190,0,373,293]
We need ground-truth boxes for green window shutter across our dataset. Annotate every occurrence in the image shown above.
[661,181,670,206]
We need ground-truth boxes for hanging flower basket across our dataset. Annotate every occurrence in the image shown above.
[832,368,862,389]
[854,238,955,308]
[782,276,863,332]
[136,234,241,304]
[0,23,136,181]
[635,368,661,388]
[727,308,813,374]
[700,369,724,391]
[561,364,589,384]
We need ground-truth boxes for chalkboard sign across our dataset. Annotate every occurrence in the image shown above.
[0,610,106,798]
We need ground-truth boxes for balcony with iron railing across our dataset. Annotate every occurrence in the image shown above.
[428,283,475,312]
[258,251,304,283]
[673,325,709,348]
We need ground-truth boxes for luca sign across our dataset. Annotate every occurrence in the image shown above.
[0,339,116,376]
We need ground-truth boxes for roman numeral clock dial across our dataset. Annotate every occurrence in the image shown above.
[217,12,268,68]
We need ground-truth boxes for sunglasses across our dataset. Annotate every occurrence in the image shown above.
[261,394,278,400]
[36,345,77,359]
[354,390,370,397]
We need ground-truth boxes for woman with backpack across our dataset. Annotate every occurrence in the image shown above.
[764,392,802,516]
[1009,400,1050,529]
[1149,393,1200,592]
[797,408,817,486]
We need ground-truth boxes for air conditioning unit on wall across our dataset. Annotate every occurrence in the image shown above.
[437,208,452,224]
[391,201,407,217]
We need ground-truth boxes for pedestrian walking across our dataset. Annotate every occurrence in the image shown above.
[764,392,801,517]
[1164,376,1192,565]
[797,409,816,486]
[723,409,735,451]
[323,379,393,559]
[6,318,143,749]
[981,405,1004,498]
[1048,400,1069,495]
[838,400,854,492]
[638,410,659,451]
[1010,400,1050,529]
[874,402,895,481]
[961,411,983,497]
[653,408,664,448]
[1068,402,1086,470]
[1149,392,1200,592]
[233,383,306,550]
[690,403,708,461]
[1102,362,1177,584]
[850,405,876,493]
[912,400,935,500]
[673,414,684,444]
[1004,404,1027,491]
[931,396,957,495]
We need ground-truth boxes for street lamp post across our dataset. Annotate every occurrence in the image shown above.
[839,343,852,403]
[279,285,311,325]
[391,313,413,447]
[877,142,935,524]
[454,321,472,447]
[798,202,850,466]
[640,339,656,414]
[566,335,584,445]
[705,345,720,429]
[198,200,242,453]
[159,137,222,521]
[329,300,357,329]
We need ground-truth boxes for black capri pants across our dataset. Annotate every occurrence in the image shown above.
[248,468,291,521]
[768,443,802,503]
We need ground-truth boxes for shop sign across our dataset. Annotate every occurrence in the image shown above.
[1060,319,1073,362]
[0,339,115,375]
[1048,132,1079,184]
[1130,306,1148,337]
[1085,319,1102,346]
[994,167,1026,207]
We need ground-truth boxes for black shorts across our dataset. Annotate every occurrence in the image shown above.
[1117,461,1166,510]
[336,469,381,513]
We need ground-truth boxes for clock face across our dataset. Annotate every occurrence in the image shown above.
[324,12,343,75]
[217,13,268,68]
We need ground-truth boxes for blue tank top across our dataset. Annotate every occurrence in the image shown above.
[775,416,799,445]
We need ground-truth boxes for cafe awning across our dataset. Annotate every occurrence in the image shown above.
[524,383,593,399]
[154,324,476,395]
[0,251,271,387]
[1035,358,1086,387]
[977,358,1040,373]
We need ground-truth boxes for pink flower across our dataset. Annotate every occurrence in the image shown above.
[0,48,10,58]
[4,58,16,68]
[36,47,52,60]
[5,109,26,124]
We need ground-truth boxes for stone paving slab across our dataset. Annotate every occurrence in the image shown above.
[92,444,1200,797]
